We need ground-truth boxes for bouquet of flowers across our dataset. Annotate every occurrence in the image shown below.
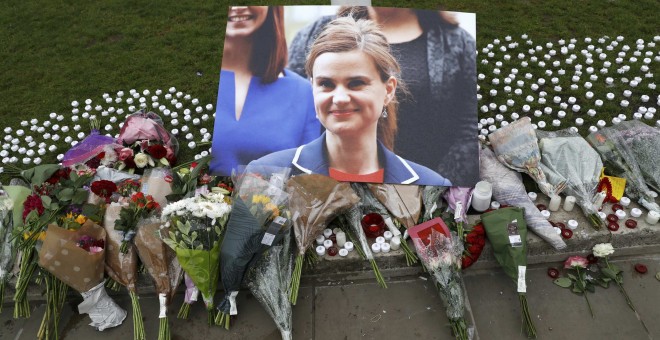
[0,185,20,312]
[443,187,473,239]
[489,117,566,199]
[115,110,178,174]
[104,202,144,340]
[114,192,161,253]
[286,174,360,304]
[166,155,213,203]
[62,119,121,169]
[460,222,486,270]
[216,166,291,328]
[246,226,294,340]
[134,221,184,340]
[13,165,94,319]
[537,129,605,229]
[422,186,449,222]
[587,122,660,213]
[480,146,566,250]
[141,167,174,209]
[481,206,536,338]
[411,223,473,340]
[38,221,126,334]
[159,191,232,323]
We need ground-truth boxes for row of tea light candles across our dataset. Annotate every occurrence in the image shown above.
[315,226,402,257]
[471,180,660,226]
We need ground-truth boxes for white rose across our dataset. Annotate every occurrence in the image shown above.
[592,243,614,258]
[134,152,149,168]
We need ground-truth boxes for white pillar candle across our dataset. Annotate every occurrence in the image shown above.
[371,243,381,253]
[383,231,393,241]
[380,243,391,253]
[563,196,576,211]
[390,237,401,251]
[316,245,326,256]
[335,232,346,248]
[339,249,349,257]
[615,210,627,219]
[630,208,642,218]
[323,239,333,249]
[344,242,354,252]
[620,197,631,207]
[645,211,659,225]
[548,195,562,211]
[568,220,579,230]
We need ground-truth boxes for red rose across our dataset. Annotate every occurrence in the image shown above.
[461,256,474,269]
[138,202,145,209]
[90,180,117,199]
[467,244,481,255]
[476,237,486,247]
[146,144,167,159]
[146,201,156,210]
[123,156,136,169]
[191,162,198,169]
[472,224,485,236]
[465,232,479,244]
[96,152,106,160]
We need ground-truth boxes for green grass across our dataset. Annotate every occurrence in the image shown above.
[0,0,658,180]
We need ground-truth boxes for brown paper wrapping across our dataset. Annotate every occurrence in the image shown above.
[134,222,182,303]
[103,202,139,292]
[367,184,422,229]
[38,220,106,293]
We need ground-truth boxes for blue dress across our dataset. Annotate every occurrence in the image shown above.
[210,69,321,176]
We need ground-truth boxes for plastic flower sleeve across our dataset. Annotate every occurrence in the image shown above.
[536,129,605,229]
[0,187,17,311]
[587,121,660,213]
[117,110,179,155]
[412,230,472,340]
[488,117,565,198]
[93,165,141,184]
[247,227,294,340]
[78,281,128,331]
[62,129,122,167]
[480,147,566,250]
[141,167,173,209]
[422,186,448,221]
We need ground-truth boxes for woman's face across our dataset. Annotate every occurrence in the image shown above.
[225,6,268,40]
[312,50,396,139]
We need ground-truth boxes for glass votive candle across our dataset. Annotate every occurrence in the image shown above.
[361,213,385,238]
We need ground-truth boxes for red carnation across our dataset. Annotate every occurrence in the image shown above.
[23,194,45,221]
[146,144,167,159]
[90,180,117,199]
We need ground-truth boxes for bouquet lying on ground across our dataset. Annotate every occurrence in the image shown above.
[489,117,566,199]
[287,174,360,304]
[134,221,183,340]
[115,110,178,174]
[481,206,536,338]
[62,118,121,169]
[114,192,161,253]
[587,122,660,213]
[411,222,473,340]
[0,185,21,312]
[217,166,291,328]
[159,191,232,323]
[247,226,294,340]
[38,221,126,333]
[537,129,605,229]
[104,202,144,340]
[480,146,566,250]
[366,183,422,265]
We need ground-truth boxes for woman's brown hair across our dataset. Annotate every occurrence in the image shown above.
[250,6,287,83]
[304,16,400,150]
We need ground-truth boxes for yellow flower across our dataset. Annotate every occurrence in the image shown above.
[252,194,270,205]
[265,203,280,217]
[65,212,75,220]
[75,214,87,224]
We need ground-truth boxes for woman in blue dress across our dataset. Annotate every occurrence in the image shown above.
[210,6,321,176]
[250,16,451,186]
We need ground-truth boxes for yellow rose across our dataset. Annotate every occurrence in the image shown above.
[75,214,87,224]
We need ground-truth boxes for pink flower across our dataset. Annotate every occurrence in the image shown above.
[564,256,589,269]
[89,246,103,254]
[118,147,134,161]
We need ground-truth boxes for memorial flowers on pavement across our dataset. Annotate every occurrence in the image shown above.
[114,191,161,253]
[554,255,595,318]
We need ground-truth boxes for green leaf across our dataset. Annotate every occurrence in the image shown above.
[567,273,577,281]
[179,220,191,235]
[572,287,584,294]
[601,268,618,280]
[57,188,74,201]
[40,195,52,209]
[597,280,610,288]
[72,189,88,205]
[575,280,585,290]
[610,264,621,274]
[554,278,573,288]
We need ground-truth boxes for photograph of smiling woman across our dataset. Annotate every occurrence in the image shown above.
[249,16,451,186]
[209,6,321,176]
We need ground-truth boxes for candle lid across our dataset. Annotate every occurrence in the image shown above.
[333,227,342,235]
[630,208,642,218]
[475,181,492,194]
[566,196,576,202]
[568,220,578,230]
